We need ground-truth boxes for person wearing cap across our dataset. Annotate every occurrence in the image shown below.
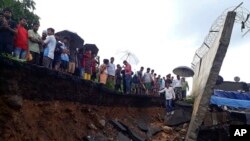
[0,7,17,54]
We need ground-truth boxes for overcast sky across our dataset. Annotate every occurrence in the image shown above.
[33,0,250,90]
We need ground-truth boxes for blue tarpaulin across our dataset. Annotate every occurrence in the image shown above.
[211,90,250,109]
[214,90,250,100]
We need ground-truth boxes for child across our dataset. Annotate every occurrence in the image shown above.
[158,81,175,115]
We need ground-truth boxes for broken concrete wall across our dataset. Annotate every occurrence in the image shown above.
[186,12,236,141]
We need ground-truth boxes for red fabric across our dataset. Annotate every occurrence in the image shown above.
[82,51,92,73]
[92,59,96,73]
[82,51,91,67]
[125,63,132,75]
[14,24,28,50]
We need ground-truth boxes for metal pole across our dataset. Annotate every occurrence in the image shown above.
[232,2,243,12]
[242,29,250,37]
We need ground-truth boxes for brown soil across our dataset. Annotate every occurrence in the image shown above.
[1,100,187,141]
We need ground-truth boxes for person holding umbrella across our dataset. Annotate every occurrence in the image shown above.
[123,60,132,94]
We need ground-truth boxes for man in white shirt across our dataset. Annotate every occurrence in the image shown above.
[173,75,182,100]
[107,57,116,89]
[43,28,56,69]
[159,81,176,115]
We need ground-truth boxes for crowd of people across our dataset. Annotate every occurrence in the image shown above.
[0,7,190,114]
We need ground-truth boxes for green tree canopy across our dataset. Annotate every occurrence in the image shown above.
[0,0,39,29]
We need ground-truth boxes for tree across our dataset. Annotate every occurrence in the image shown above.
[0,0,39,29]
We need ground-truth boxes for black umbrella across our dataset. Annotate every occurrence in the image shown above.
[83,44,99,55]
[56,30,84,49]
[173,66,194,77]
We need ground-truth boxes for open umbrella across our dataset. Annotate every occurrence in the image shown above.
[83,44,99,55]
[118,50,139,65]
[56,30,84,49]
[173,66,194,77]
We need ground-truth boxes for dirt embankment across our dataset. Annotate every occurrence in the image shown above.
[0,57,189,141]
[1,99,188,141]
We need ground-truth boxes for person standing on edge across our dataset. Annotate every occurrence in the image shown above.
[136,66,145,94]
[123,60,132,94]
[82,50,92,80]
[39,30,47,65]
[43,28,56,69]
[143,68,153,95]
[99,59,109,84]
[173,75,182,100]
[181,77,189,100]
[121,69,126,94]
[115,64,122,92]
[60,37,70,72]
[159,76,165,98]
[107,57,116,89]
[158,81,176,115]
[53,33,63,70]
[28,22,42,64]
[91,54,98,81]
[0,8,17,55]
[14,17,28,59]
[165,74,172,86]
[68,42,77,75]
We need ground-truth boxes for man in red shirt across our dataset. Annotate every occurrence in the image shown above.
[14,17,28,59]
[123,60,132,94]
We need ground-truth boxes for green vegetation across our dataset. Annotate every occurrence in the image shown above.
[0,53,27,62]
[0,0,39,29]
[184,95,195,104]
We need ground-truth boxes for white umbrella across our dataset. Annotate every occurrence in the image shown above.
[118,50,139,65]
